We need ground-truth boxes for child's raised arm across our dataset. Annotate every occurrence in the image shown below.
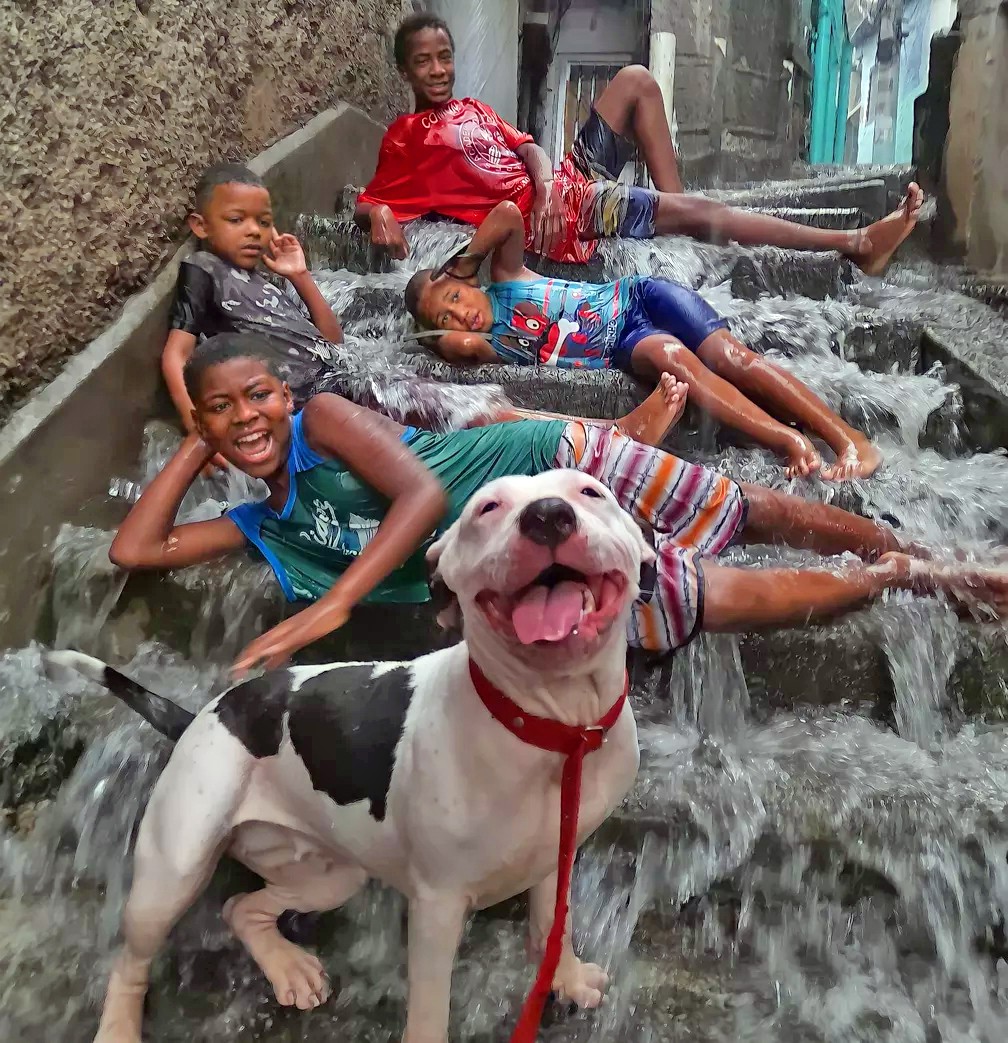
[162,329,199,428]
[231,394,449,675]
[109,434,246,570]
[263,229,343,344]
[449,201,530,284]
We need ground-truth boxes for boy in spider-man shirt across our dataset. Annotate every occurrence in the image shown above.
[405,201,882,482]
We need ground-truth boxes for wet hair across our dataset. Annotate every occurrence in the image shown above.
[405,268,435,325]
[393,13,454,68]
[194,162,266,212]
[183,333,282,400]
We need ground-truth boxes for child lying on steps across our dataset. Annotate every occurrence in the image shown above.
[405,200,883,481]
[160,162,686,456]
[109,333,1008,677]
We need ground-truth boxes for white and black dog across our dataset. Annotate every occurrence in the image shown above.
[46,469,654,1043]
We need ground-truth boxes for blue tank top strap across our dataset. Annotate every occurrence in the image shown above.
[289,411,326,471]
[226,502,298,601]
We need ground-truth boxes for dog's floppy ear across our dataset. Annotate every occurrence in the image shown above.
[426,530,462,633]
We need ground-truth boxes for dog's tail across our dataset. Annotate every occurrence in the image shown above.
[42,651,195,742]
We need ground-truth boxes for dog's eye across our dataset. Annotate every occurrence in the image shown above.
[580,486,603,499]
[478,501,500,515]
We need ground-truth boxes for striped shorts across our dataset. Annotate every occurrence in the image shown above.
[554,422,747,654]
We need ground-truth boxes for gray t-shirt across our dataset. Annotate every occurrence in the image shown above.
[169,250,339,406]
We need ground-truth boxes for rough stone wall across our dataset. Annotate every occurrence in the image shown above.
[0,0,408,420]
[943,0,1008,275]
[651,0,809,186]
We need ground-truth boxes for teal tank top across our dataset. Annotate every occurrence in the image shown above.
[486,275,638,368]
[228,412,567,604]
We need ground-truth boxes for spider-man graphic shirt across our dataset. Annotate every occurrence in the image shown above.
[486,276,639,368]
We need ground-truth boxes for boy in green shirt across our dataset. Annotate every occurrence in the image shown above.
[111,333,1008,675]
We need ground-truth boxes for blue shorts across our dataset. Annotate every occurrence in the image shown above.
[610,278,729,370]
[564,110,659,243]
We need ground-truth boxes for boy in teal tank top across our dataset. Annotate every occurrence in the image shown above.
[405,200,883,483]
[110,332,1007,676]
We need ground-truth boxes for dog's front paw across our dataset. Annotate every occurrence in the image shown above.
[552,958,608,1008]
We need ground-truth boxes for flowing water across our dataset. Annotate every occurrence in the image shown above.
[2,205,1008,1042]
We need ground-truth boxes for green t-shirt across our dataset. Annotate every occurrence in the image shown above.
[227,413,566,603]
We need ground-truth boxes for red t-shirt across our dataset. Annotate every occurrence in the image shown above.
[358,98,596,263]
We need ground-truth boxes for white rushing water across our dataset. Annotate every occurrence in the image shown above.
[2,214,1008,1042]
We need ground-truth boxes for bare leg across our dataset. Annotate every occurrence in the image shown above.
[696,331,882,480]
[652,183,924,274]
[631,334,822,477]
[741,482,902,559]
[223,864,367,1010]
[591,65,683,193]
[491,374,689,447]
[528,872,608,1008]
[702,552,1008,632]
[403,893,470,1043]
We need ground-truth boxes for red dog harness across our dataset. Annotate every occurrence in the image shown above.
[468,659,630,1043]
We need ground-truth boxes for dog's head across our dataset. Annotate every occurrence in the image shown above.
[427,470,654,671]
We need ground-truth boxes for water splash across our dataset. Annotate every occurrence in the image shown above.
[4,206,1008,1043]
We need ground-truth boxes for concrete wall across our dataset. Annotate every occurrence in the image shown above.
[651,0,809,185]
[943,0,1008,275]
[432,0,520,122]
[0,0,409,422]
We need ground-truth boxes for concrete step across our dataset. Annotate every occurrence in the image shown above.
[707,176,889,221]
[298,213,866,304]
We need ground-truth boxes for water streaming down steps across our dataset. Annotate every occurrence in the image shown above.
[3,199,1008,1041]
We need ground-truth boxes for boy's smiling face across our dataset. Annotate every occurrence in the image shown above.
[418,275,494,333]
[192,357,293,480]
[401,26,455,109]
[189,182,274,270]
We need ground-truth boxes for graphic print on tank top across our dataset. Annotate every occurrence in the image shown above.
[301,499,380,557]
[488,276,638,368]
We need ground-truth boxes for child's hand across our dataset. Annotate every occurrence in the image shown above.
[530,181,565,256]
[231,601,351,678]
[370,204,409,260]
[263,228,308,279]
[202,452,231,479]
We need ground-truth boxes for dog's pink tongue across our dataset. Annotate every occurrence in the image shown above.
[511,581,584,645]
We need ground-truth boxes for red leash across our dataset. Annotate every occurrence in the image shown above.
[468,660,629,1043]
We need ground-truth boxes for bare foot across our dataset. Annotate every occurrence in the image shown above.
[615,374,689,445]
[224,894,331,1010]
[551,954,609,1008]
[825,436,883,481]
[848,183,925,276]
[781,430,822,479]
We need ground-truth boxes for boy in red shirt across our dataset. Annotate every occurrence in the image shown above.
[357,14,923,274]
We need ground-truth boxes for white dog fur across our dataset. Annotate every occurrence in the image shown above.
[45,469,653,1043]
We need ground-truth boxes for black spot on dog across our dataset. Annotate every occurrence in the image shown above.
[213,664,415,820]
[214,672,291,757]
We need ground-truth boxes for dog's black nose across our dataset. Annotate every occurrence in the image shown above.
[518,497,577,548]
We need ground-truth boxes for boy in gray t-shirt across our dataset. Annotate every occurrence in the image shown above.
[164,163,343,437]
